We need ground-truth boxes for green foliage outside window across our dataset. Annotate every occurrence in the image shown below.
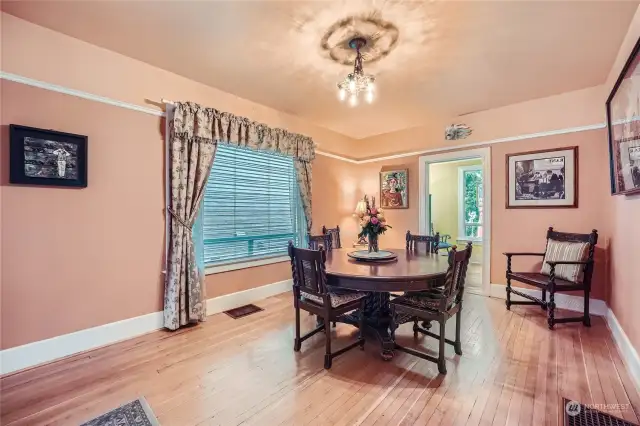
[463,169,483,238]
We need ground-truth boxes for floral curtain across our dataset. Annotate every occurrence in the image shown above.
[171,102,315,230]
[164,102,316,330]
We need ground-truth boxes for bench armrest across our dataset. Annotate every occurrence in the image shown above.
[503,252,545,257]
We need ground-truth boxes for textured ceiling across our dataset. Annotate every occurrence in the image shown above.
[3,1,638,139]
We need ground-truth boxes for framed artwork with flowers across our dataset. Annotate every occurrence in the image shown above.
[607,36,640,196]
[380,169,408,209]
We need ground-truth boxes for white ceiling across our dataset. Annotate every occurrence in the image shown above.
[3,1,638,139]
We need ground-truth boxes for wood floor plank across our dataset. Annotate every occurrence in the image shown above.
[1,294,638,426]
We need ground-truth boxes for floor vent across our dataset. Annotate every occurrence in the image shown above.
[224,304,263,319]
[563,398,638,426]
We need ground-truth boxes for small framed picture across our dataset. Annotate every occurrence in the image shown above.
[380,169,408,209]
[506,147,578,209]
[10,125,88,188]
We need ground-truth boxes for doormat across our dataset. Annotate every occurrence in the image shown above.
[224,304,263,319]
[81,397,160,426]
[563,398,638,426]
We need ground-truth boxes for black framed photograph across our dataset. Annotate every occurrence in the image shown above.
[506,146,578,209]
[606,36,640,196]
[10,125,88,188]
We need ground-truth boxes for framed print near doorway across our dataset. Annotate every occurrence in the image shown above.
[506,146,578,209]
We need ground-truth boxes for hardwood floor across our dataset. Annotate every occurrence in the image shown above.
[1,293,639,426]
[465,263,482,291]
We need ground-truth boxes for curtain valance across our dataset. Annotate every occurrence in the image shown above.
[172,102,316,162]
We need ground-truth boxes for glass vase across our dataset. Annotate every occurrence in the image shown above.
[368,233,379,253]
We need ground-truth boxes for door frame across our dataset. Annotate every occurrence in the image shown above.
[418,147,491,296]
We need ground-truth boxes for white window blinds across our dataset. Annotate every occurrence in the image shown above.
[202,143,306,266]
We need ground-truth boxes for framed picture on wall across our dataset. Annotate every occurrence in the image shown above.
[380,169,408,209]
[9,125,88,188]
[606,36,640,196]
[506,147,578,209]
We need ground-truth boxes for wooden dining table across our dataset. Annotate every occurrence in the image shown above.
[324,248,448,360]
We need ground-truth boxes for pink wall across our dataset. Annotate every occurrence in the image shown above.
[355,85,605,159]
[0,14,357,349]
[0,13,355,159]
[0,81,351,349]
[1,81,165,349]
[349,130,610,301]
[603,5,640,354]
[490,130,611,301]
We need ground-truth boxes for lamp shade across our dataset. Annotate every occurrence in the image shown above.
[354,200,368,216]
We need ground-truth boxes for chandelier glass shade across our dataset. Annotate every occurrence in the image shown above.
[337,38,376,106]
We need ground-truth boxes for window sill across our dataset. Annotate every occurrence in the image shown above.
[456,237,483,246]
[205,255,290,275]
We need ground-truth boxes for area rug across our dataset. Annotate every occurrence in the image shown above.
[80,397,160,426]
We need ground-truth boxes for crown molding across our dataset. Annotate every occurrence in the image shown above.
[0,71,164,117]
[1,71,606,165]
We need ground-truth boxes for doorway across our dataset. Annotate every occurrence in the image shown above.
[418,148,491,295]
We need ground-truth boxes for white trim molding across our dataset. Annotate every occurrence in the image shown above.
[0,280,292,375]
[0,71,165,117]
[205,256,289,275]
[206,279,292,314]
[606,309,640,394]
[419,147,492,296]
[1,71,605,165]
[489,283,608,316]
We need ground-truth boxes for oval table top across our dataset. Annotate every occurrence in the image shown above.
[324,248,448,292]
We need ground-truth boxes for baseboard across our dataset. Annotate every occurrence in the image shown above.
[206,279,292,315]
[0,311,164,376]
[0,280,292,376]
[606,309,640,394]
[489,283,608,316]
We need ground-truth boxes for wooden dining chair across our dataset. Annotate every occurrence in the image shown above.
[505,227,598,329]
[322,225,342,249]
[390,243,472,374]
[406,231,440,254]
[308,233,333,251]
[288,241,366,369]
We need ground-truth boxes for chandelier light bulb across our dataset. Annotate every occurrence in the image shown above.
[366,90,374,104]
[336,37,376,106]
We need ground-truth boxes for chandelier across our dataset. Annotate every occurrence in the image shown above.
[337,37,376,106]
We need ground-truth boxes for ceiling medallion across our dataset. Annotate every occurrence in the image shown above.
[336,37,376,106]
[321,13,399,106]
[320,14,400,65]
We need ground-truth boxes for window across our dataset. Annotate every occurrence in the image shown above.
[458,165,483,241]
[201,144,306,266]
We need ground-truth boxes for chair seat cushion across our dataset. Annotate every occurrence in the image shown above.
[509,272,576,288]
[391,294,444,312]
[301,290,366,307]
[540,239,589,283]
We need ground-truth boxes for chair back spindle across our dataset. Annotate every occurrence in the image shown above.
[288,241,328,297]
[443,242,473,305]
[322,225,342,249]
[406,231,440,254]
[308,233,333,251]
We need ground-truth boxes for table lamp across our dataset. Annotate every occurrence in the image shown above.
[353,197,369,246]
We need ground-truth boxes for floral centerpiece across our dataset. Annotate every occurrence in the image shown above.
[354,195,391,253]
